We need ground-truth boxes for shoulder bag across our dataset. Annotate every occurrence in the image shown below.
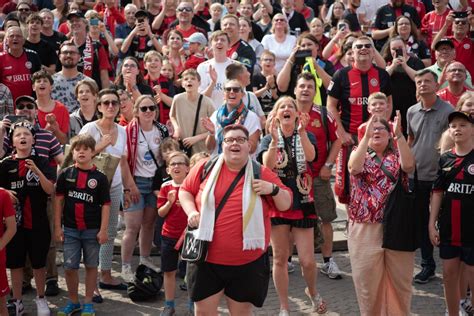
[179,95,203,157]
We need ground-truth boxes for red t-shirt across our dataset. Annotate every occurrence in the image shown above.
[305,106,338,178]
[0,52,36,103]
[437,86,468,107]
[184,53,206,70]
[157,181,188,239]
[0,189,15,263]
[450,37,474,78]
[37,101,70,135]
[58,22,69,36]
[181,160,291,265]
[421,9,451,47]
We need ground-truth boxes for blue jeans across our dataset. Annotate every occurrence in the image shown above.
[125,176,157,212]
[63,227,100,269]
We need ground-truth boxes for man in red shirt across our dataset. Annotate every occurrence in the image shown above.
[437,62,470,107]
[93,0,125,38]
[0,26,42,105]
[163,1,207,41]
[432,11,474,78]
[421,0,451,48]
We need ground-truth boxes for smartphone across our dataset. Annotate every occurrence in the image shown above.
[338,24,346,31]
[395,48,403,58]
[137,17,145,23]
[295,50,312,59]
[5,115,27,124]
[90,18,99,26]
[454,11,468,19]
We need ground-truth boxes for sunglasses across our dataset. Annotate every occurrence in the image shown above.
[16,103,35,110]
[373,126,388,132]
[101,100,119,107]
[177,7,193,12]
[454,20,468,25]
[18,8,30,12]
[354,44,372,49]
[139,105,157,112]
[223,136,248,144]
[224,87,242,93]
[61,50,79,56]
[169,161,187,167]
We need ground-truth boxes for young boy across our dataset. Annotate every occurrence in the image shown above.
[429,111,474,316]
[0,189,17,316]
[55,135,111,316]
[157,152,192,316]
[183,33,207,71]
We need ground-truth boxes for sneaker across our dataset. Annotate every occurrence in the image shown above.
[35,296,51,316]
[320,258,342,280]
[45,279,60,296]
[287,262,295,274]
[140,256,160,272]
[81,303,95,316]
[57,301,81,316]
[414,267,435,284]
[7,299,24,316]
[160,306,176,316]
[121,264,134,283]
[304,287,327,314]
[461,298,474,316]
[279,309,290,316]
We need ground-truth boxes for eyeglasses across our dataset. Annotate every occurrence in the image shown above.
[123,63,138,68]
[224,87,242,93]
[373,126,388,132]
[454,20,468,25]
[354,44,372,49]
[169,161,187,167]
[61,50,79,55]
[16,103,35,110]
[139,105,157,112]
[101,100,120,107]
[223,136,248,144]
[177,7,193,12]
[18,8,30,12]
[447,68,466,73]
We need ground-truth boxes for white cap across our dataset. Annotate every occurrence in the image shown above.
[184,32,207,46]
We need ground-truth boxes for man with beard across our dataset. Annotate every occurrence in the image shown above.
[436,62,470,107]
[52,42,93,112]
[24,13,58,75]
[342,0,362,32]
[372,0,421,51]
[68,10,110,90]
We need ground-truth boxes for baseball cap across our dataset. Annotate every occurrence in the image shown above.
[448,111,474,124]
[67,10,85,20]
[184,33,207,46]
[15,95,36,107]
[434,38,455,50]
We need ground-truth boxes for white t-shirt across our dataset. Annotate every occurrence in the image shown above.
[79,122,127,188]
[261,34,297,72]
[356,0,390,24]
[209,107,261,156]
[133,126,163,178]
[197,58,235,109]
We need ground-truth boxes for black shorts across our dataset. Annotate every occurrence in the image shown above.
[187,252,270,307]
[161,236,180,272]
[7,226,51,269]
[440,244,474,266]
[271,217,316,228]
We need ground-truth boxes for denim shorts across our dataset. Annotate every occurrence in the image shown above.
[125,176,157,212]
[63,227,100,269]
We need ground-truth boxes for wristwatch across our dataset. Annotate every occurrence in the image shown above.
[324,162,334,169]
[270,184,280,196]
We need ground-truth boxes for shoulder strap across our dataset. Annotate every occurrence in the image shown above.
[369,149,396,183]
[139,128,160,169]
[191,95,204,137]
[214,166,246,221]
[251,159,261,180]
[200,155,219,182]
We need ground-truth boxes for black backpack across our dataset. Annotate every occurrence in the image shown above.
[127,264,163,302]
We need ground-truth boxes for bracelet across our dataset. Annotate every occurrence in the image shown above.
[270,184,280,196]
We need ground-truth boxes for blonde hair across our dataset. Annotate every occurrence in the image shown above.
[368,92,388,106]
[271,13,288,35]
[133,95,159,120]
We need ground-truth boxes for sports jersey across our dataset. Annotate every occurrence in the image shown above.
[449,36,474,78]
[157,181,187,239]
[405,0,425,20]
[36,101,70,136]
[0,188,15,263]
[77,39,109,90]
[432,150,474,247]
[0,49,42,104]
[437,86,468,107]
[24,39,58,68]
[226,39,256,74]
[0,155,55,229]
[122,35,156,72]
[421,9,451,47]
[327,65,392,134]
[56,165,111,230]
[145,74,176,125]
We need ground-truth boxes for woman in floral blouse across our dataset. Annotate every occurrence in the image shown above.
[347,112,415,316]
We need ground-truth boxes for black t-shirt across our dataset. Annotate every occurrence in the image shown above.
[24,39,58,68]
[327,65,392,134]
[41,31,68,53]
[252,73,280,116]
[343,9,361,32]
[56,165,111,230]
[432,150,474,247]
[0,155,56,229]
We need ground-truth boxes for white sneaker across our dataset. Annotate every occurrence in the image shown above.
[461,298,474,315]
[122,264,134,283]
[35,296,51,316]
[320,258,342,279]
[287,262,295,274]
[279,309,290,316]
[140,256,160,272]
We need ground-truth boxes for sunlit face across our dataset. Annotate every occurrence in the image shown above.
[69,16,87,33]
[446,62,467,84]
[344,48,355,64]
[276,99,298,125]
[40,12,54,29]
[460,96,474,116]
[332,2,344,18]
[222,17,239,39]
[353,39,374,64]
[118,91,133,115]
[211,34,230,53]
[12,127,34,151]
[224,0,238,14]
[33,77,52,96]
[368,99,388,117]
[239,4,253,17]
[161,63,174,79]
[294,78,316,104]
[166,155,189,179]
[168,32,183,49]
[182,74,199,92]
[222,129,250,164]
[448,117,474,143]
[435,44,455,64]
[27,19,42,36]
[299,38,319,58]
[176,3,194,23]
[6,26,25,50]
[144,55,162,74]
[122,59,140,77]
[125,7,137,25]
[224,82,244,108]
[396,17,411,37]
[77,84,96,107]
[210,6,222,20]
[239,19,251,37]
[98,93,120,119]
[369,121,390,149]
[260,54,275,70]
[73,145,94,165]
[60,44,80,69]
[310,19,324,37]
[415,73,438,96]
[15,102,36,123]
[137,98,157,122]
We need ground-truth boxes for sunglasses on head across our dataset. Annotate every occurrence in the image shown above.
[16,103,35,110]
[224,87,242,93]
[354,44,372,49]
[139,105,157,112]
[177,7,193,12]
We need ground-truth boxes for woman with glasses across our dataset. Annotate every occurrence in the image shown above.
[261,14,297,72]
[203,79,261,155]
[79,89,137,299]
[347,114,415,315]
[258,97,326,315]
[69,79,99,139]
[114,56,154,102]
[180,124,292,315]
[121,95,169,282]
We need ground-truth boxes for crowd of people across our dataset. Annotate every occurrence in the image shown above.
[0,0,472,315]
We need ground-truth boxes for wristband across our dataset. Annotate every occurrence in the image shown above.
[270,184,280,196]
